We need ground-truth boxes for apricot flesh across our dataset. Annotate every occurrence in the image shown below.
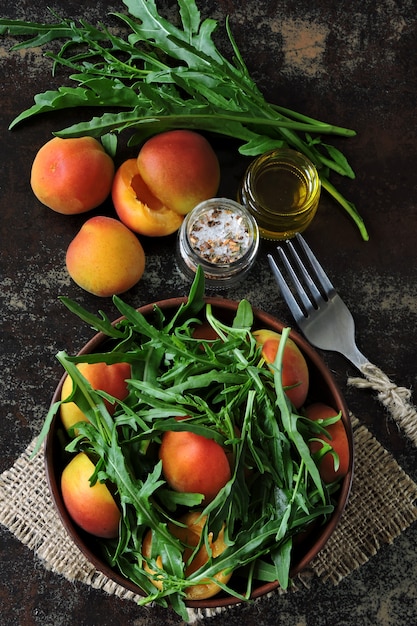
[136,130,221,215]
[30,136,114,214]
[65,215,145,297]
[142,511,232,599]
[159,428,231,503]
[61,452,121,538]
[112,158,184,236]
[60,361,131,432]
[253,328,309,408]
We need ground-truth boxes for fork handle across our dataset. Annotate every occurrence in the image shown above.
[342,346,369,371]
[348,362,417,447]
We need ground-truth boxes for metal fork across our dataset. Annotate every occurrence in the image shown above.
[268,233,368,370]
[268,233,417,443]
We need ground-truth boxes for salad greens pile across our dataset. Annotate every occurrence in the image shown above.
[0,0,368,240]
[37,269,344,620]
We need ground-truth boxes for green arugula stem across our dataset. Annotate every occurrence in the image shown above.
[0,0,369,239]
[31,270,345,618]
[321,176,369,241]
[56,110,355,138]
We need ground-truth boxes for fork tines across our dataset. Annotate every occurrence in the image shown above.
[267,233,336,321]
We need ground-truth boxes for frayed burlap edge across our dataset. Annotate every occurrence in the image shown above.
[0,438,145,605]
[1,414,417,623]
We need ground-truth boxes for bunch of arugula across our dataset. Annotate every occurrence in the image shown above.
[36,269,344,620]
[0,0,368,240]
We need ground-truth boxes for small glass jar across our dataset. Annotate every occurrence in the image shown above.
[176,198,259,289]
[238,148,321,240]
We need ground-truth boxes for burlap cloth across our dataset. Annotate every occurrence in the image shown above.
[1,414,417,623]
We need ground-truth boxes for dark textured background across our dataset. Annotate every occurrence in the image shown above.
[1,1,417,624]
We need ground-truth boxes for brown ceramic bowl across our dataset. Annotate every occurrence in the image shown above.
[45,296,353,611]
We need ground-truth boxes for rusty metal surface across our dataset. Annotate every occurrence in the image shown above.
[1,1,417,624]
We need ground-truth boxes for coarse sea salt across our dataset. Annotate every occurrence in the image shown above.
[176,198,259,288]
[188,206,251,265]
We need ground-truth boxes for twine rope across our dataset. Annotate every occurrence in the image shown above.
[348,362,417,446]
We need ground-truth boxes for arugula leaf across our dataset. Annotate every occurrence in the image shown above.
[0,0,368,239]
[39,275,346,619]
[59,296,127,339]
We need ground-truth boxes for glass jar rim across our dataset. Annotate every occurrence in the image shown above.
[182,198,259,270]
[242,148,321,217]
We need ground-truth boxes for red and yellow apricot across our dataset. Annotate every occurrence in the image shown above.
[65,215,145,297]
[305,402,350,483]
[61,452,121,538]
[112,158,184,236]
[30,136,114,214]
[159,426,231,504]
[112,130,220,234]
[142,511,232,600]
[253,328,309,408]
[136,130,220,216]
[60,361,131,432]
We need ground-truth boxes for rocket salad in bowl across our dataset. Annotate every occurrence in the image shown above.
[41,269,353,620]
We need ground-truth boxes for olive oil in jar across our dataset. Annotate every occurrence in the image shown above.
[238,149,321,240]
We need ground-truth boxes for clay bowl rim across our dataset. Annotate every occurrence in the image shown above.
[44,295,354,610]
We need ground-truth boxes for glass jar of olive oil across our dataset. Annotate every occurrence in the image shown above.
[238,148,321,240]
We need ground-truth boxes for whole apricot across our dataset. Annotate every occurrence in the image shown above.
[253,328,309,408]
[159,428,231,503]
[65,216,145,297]
[61,452,121,538]
[112,158,184,236]
[30,136,114,214]
[305,403,350,483]
[142,511,232,599]
[60,361,131,432]
[136,130,221,215]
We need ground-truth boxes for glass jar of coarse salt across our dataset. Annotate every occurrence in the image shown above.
[176,198,259,289]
